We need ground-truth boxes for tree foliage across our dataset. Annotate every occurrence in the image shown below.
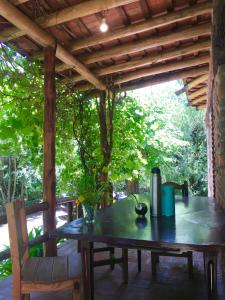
[0,45,208,204]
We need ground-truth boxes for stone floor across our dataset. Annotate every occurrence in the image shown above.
[0,240,225,300]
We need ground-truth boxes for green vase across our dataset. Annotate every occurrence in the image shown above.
[82,205,96,223]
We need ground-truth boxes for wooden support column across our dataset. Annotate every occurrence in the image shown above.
[212,0,225,207]
[43,46,57,256]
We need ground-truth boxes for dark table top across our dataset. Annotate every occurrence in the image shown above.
[53,196,225,252]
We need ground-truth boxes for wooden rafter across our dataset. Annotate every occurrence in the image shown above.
[114,55,209,85]
[61,40,210,83]
[190,95,207,105]
[0,0,137,42]
[75,65,209,92]
[122,66,209,92]
[196,103,207,110]
[0,0,105,90]
[78,23,211,65]
[187,74,208,90]
[10,0,28,4]
[188,86,207,100]
[68,1,212,52]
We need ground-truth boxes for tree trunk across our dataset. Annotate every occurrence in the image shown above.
[98,90,115,206]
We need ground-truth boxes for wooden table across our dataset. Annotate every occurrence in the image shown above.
[52,196,225,300]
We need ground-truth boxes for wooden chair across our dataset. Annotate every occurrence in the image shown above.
[162,180,188,197]
[77,203,128,283]
[5,198,81,300]
[151,248,193,279]
[151,181,193,279]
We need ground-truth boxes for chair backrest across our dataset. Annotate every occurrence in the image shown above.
[162,181,188,197]
[5,198,29,276]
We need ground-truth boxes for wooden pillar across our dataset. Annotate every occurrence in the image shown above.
[43,45,57,256]
[212,0,225,207]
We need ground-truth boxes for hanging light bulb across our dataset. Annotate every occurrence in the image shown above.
[100,18,109,33]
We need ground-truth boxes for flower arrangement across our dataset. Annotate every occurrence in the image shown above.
[75,174,101,207]
[75,195,85,206]
[74,173,103,222]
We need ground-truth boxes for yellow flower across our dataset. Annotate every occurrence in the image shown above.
[75,195,85,206]
[78,195,85,203]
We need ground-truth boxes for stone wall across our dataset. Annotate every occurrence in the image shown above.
[211,1,225,207]
[213,65,225,207]
[206,106,214,198]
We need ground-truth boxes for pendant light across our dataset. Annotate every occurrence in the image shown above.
[100,17,109,33]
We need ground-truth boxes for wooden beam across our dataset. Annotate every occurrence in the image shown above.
[113,55,209,85]
[121,66,209,92]
[75,65,209,92]
[0,0,105,90]
[68,2,212,52]
[196,103,207,110]
[10,0,28,4]
[0,0,137,42]
[61,40,210,83]
[80,23,211,65]
[187,74,208,89]
[190,95,207,105]
[188,86,208,100]
[43,46,57,257]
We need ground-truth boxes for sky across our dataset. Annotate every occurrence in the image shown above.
[128,80,186,106]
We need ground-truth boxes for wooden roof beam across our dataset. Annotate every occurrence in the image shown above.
[121,66,209,92]
[76,66,209,98]
[196,103,207,110]
[114,55,209,85]
[69,1,212,52]
[57,23,211,72]
[61,40,210,83]
[188,86,207,100]
[10,0,28,4]
[0,0,105,90]
[74,65,209,92]
[0,0,137,42]
[79,23,211,65]
[190,95,207,105]
[187,74,208,90]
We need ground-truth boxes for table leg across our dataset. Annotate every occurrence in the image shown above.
[81,240,94,300]
[122,248,128,284]
[204,252,218,299]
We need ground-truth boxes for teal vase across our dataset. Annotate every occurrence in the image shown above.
[161,185,175,217]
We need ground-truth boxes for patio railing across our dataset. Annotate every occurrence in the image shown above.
[0,197,80,262]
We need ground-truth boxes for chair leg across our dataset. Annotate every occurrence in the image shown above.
[187,251,194,279]
[77,240,81,253]
[137,250,142,272]
[110,247,115,270]
[151,252,157,278]
[122,248,128,284]
[73,280,80,300]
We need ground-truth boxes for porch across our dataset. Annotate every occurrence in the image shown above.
[0,0,225,299]
[1,240,225,300]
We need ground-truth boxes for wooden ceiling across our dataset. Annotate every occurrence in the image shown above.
[0,0,212,109]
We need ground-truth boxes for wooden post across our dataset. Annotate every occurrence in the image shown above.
[43,46,57,256]
[212,0,225,207]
